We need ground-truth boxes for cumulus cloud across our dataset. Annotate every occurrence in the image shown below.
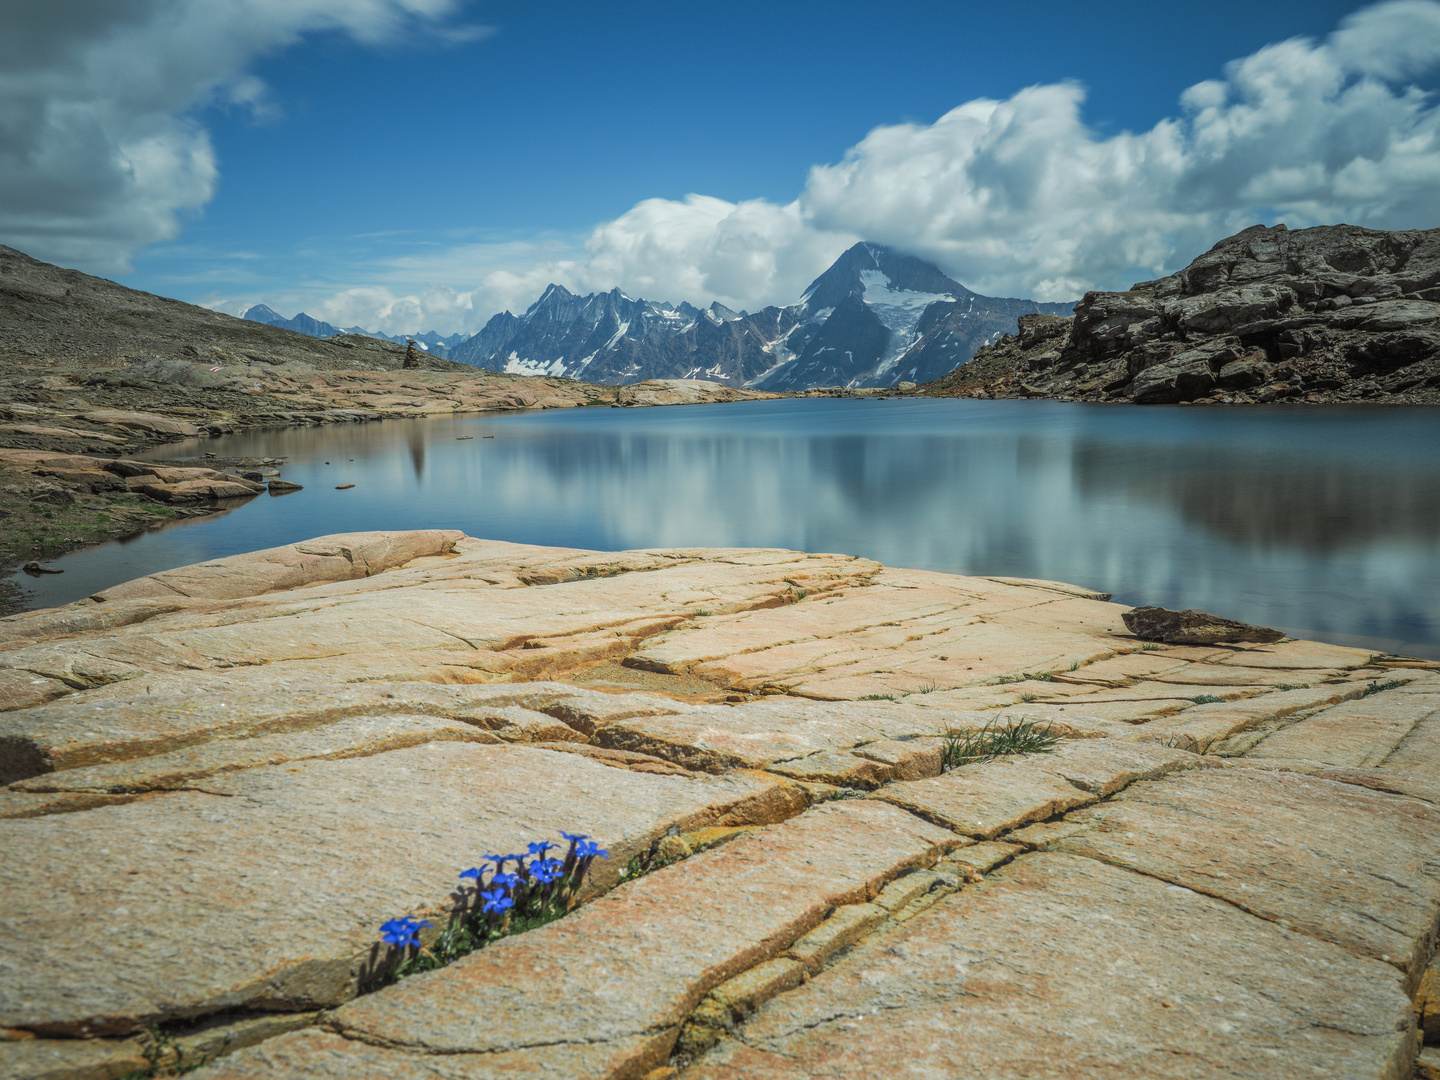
[575,0,1440,307]
[0,0,477,274]
[69,0,1440,333]
[575,195,856,312]
[549,0,1440,310]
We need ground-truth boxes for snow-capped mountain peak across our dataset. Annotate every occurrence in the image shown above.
[447,243,1072,389]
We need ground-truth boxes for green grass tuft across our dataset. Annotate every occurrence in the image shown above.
[1190,694,1226,705]
[860,693,898,701]
[1360,678,1406,698]
[942,717,1061,771]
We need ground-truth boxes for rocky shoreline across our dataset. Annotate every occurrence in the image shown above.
[0,243,785,603]
[0,367,777,613]
[0,531,1437,1078]
[920,224,1440,405]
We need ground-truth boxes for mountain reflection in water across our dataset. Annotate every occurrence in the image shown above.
[8,399,1439,659]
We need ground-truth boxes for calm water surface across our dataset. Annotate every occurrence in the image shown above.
[9,398,1440,659]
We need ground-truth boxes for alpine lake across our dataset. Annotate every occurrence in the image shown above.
[7,397,1440,660]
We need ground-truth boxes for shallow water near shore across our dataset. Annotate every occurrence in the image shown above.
[8,398,1440,659]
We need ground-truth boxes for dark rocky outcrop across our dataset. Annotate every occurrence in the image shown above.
[920,224,1440,404]
[1122,605,1285,645]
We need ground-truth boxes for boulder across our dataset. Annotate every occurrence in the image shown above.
[1122,605,1285,645]
[1067,292,1162,361]
[100,458,154,477]
[1217,352,1274,389]
[1164,283,1298,336]
[133,479,261,503]
[1127,349,1217,403]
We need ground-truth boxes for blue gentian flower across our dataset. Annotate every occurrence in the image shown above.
[490,871,519,890]
[480,888,514,914]
[458,867,483,881]
[529,859,564,884]
[379,917,431,949]
[576,839,610,861]
[527,841,555,857]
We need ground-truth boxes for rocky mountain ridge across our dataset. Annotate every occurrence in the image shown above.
[0,246,469,375]
[921,224,1440,405]
[451,243,1072,390]
[241,305,468,358]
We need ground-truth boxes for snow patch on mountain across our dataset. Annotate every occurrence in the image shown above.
[504,352,568,377]
[858,269,954,378]
[449,243,1072,390]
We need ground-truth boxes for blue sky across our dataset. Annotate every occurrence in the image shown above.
[3,0,1439,333]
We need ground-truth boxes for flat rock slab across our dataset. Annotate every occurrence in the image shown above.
[0,743,799,1036]
[1213,639,1378,670]
[1137,683,1372,748]
[90,530,464,602]
[1,533,1436,1077]
[0,678,682,784]
[0,534,1392,726]
[201,801,956,1079]
[687,853,1413,1080]
[869,740,1212,839]
[594,698,953,774]
[593,700,1112,784]
[9,714,500,793]
[1377,702,1440,775]
[1054,767,1440,986]
[1246,691,1440,767]
[0,1034,148,1080]
[193,1028,672,1080]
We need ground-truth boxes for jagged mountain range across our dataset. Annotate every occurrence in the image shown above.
[449,243,1074,389]
[242,305,468,358]
[241,244,1073,388]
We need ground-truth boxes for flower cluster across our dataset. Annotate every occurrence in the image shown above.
[372,830,609,986]
[378,916,431,950]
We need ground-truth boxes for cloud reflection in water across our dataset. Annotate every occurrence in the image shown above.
[9,399,1439,658]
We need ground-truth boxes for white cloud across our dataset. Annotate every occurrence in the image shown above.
[574,195,855,313]
[35,0,1440,333]
[796,0,1440,299]
[261,0,1440,333]
[0,0,476,274]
